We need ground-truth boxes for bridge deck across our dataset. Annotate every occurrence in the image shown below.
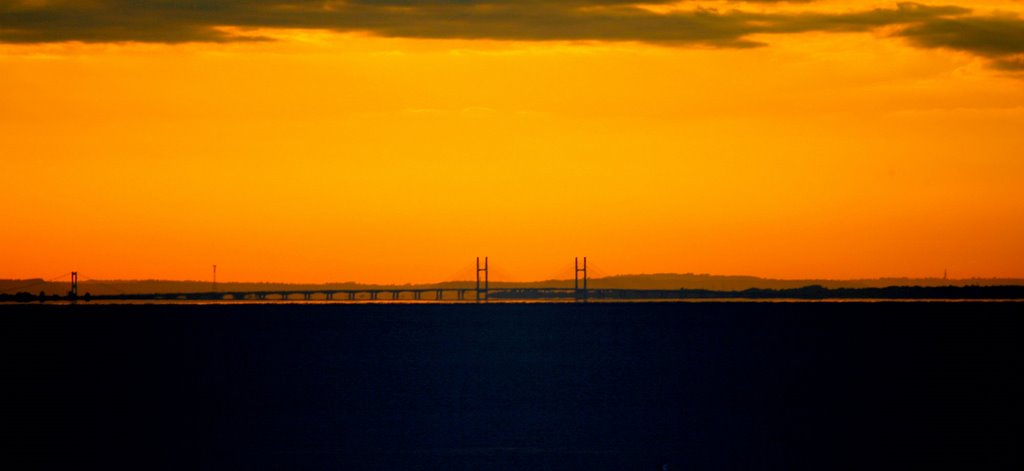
[86,287,666,302]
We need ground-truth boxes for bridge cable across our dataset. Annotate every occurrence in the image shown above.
[0,272,72,294]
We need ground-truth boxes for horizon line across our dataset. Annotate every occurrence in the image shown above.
[5,272,1024,286]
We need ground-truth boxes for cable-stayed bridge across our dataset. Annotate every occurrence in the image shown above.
[7,259,1024,302]
[3,258,605,303]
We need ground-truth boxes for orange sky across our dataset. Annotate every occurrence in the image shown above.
[2,1,1023,283]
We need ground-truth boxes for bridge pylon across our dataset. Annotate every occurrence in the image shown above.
[575,257,588,302]
[69,272,78,299]
[476,257,489,303]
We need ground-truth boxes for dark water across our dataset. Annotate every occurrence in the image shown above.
[2,302,1020,470]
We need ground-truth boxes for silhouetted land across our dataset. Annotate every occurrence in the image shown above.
[2,302,1019,470]
[4,273,1023,297]
[4,284,1024,302]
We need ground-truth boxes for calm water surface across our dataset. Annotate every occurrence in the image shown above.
[2,302,1019,470]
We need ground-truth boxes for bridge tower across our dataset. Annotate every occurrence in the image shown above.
[575,257,587,302]
[69,272,79,299]
[476,257,489,303]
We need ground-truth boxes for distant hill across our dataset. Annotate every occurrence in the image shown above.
[574,273,1024,290]
[3,273,1023,296]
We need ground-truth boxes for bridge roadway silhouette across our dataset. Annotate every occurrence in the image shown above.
[86,257,608,302]
[86,287,690,302]
[30,258,687,302]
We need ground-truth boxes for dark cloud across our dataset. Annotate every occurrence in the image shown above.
[898,14,1024,56]
[1,1,1021,69]
[756,3,971,34]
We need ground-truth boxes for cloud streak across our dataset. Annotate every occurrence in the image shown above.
[898,14,1024,69]
[2,1,1022,68]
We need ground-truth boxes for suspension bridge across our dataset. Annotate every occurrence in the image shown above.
[1,257,637,303]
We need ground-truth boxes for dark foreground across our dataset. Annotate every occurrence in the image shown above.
[2,302,1020,470]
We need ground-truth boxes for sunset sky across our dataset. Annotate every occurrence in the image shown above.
[2,1,1023,284]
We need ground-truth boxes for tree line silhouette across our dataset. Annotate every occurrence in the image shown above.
[3,285,1024,302]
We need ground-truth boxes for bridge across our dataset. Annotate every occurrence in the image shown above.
[88,258,602,302]
[5,257,620,303]
[86,288,692,302]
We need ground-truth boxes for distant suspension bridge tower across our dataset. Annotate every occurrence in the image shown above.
[476,257,489,303]
[575,257,588,302]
